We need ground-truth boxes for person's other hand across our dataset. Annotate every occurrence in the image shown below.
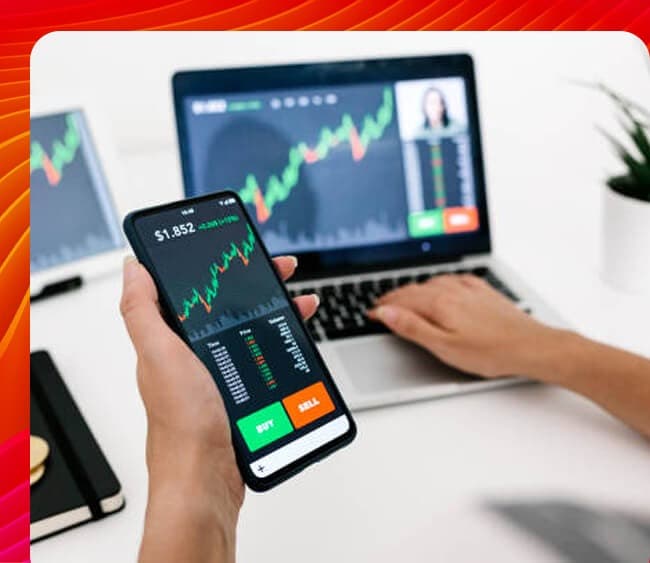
[368,274,553,378]
[119,255,318,516]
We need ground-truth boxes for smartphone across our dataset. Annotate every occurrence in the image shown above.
[123,191,356,491]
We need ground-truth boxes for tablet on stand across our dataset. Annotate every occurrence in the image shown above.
[30,100,128,299]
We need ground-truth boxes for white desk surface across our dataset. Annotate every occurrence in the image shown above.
[31,32,650,562]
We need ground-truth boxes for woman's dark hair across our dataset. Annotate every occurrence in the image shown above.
[422,87,449,129]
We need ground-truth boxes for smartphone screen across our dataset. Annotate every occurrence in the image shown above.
[127,192,355,489]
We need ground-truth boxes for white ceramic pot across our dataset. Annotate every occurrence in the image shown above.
[601,186,650,293]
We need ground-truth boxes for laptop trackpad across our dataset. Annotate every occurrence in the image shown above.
[337,336,480,394]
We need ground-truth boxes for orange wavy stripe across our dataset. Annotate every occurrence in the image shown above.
[154,0,308,30]
[0,96,29,117]
[349,1,437,30]
[489,1,554,28]
[4,0,239,29]
[0,55,29,66]
[0,69,29,83]
[2,0,304,35]
[238,0,343,30]
[0,190,29,268]
[587,0,648,29]
[0,110,29,145]
[390,0,458,30]
[457,0,528,29]
[0,287,29,365]
[0,228,29,341]
[0,137,29,199]
[0,43,34,57]
[523,0,600,27]
[301,0,367,30]
[0,82,29,99]
[0,161,28,222]
[0,298,28,444]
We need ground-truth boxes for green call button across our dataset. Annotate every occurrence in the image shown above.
[236,402,293,452]
[408,210,444,238]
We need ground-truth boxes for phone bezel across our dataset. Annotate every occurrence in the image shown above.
[123,190,357,491]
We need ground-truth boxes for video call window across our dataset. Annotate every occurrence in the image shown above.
[395,78,478,238]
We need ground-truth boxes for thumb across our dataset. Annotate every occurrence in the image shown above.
[120,256,170,354]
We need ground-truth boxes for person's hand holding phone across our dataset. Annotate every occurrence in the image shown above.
[120,255,317,563]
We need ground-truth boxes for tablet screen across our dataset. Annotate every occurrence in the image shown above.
[30,110,124,273]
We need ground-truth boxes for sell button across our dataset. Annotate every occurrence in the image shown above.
[282,382,335,429]
[442,207,479,234]
[236,402,293,453]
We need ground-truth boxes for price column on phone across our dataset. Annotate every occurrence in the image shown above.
[240,328,277,390]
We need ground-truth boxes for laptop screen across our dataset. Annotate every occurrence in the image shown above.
[174,55,490,275]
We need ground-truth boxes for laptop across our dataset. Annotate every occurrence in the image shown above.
[172,54,566,410]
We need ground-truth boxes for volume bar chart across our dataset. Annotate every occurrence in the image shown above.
[186,296,288,343]
[269,315,310,374]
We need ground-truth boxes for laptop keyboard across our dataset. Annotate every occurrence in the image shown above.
[288,266,523,342]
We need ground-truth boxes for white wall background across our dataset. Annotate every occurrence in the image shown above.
[31,31,650,353]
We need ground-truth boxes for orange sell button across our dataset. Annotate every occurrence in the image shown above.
[442,207,479,234]
[282,382,335,429]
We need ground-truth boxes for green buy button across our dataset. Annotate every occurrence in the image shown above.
[408,209,444,238]
[237,402,293,452]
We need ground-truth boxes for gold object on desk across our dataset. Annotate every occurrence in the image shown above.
[30,435,50,486]
[30,463,46,485]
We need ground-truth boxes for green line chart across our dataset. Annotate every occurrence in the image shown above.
[177,223,256,322]
[30,113,81,186]
[237,87,394,223]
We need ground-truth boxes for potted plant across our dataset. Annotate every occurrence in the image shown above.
[597,84,650,293]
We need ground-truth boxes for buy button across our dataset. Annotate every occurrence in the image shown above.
[236,402,293,453]
[282,382,335,429]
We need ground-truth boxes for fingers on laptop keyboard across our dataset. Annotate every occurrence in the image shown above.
[297,266,522,342]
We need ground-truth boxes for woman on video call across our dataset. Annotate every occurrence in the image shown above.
[119,253,650,562]
[416,86,464,138]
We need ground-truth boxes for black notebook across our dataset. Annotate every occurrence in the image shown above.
[30,350,125,542]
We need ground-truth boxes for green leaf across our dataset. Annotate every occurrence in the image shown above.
[630,119,650,163]
[587,83,650,201]
[598,82,650,121]
[607,175,650,202]
[622,151,650,185]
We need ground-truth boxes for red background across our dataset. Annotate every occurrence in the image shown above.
[0,0,647,559]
